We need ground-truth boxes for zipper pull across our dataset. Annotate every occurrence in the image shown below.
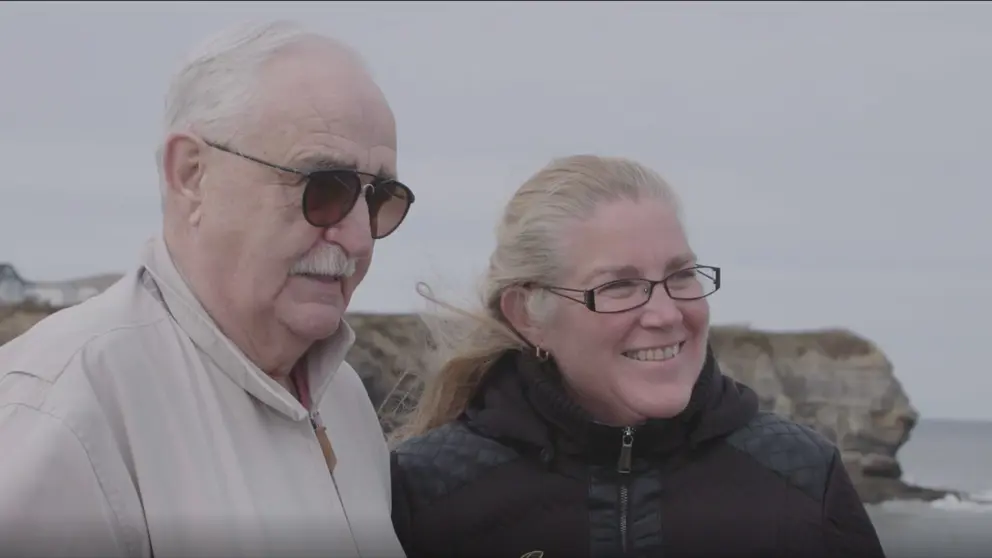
[618,426,635,474]
[309,408,324,430]
[309,408,337,474]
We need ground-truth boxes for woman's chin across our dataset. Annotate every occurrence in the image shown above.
[623,384,694,420]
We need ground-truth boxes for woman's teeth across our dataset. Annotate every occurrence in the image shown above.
[623,342,683,362]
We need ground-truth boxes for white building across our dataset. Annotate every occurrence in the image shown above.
[0,263,121,308]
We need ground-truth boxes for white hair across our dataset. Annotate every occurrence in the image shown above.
[155,20,366,196]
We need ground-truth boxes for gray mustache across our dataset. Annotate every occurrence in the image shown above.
[289,245,357,278]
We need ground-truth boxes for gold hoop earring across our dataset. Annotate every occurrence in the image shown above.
[535,346,550,361]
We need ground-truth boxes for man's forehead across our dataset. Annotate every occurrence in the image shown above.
[250,48,396,172]
[258,43,389,125]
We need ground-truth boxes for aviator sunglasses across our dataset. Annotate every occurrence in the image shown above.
[203,140,415,239]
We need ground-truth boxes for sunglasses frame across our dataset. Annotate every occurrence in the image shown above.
[202,139,415,239]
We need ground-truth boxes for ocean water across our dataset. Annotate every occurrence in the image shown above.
[867,419,992,558]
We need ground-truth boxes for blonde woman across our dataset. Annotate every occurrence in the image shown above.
[389,155,885,558]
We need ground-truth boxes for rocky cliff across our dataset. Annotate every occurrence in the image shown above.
[0,305,948,504]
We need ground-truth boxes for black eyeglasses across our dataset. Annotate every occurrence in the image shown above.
[541,265,721,314]
[203,140,415,239]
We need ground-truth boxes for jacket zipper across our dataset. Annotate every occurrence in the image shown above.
[310,408,338,471]
[293,370,337,475]
[307,405,357,546]
[617,426,635,555]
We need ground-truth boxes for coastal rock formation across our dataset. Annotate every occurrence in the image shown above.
[0,306,947,504]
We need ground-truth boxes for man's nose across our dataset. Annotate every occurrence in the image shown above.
[322,194,374,259]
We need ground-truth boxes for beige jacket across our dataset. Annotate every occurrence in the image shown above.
[0,237,405,558]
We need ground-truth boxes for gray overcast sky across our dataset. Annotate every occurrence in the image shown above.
[1,1,990,420]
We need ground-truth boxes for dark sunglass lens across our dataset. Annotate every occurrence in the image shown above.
[303,171,362,227]
[367,181,412,239]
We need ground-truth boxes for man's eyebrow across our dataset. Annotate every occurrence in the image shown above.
[296,154,359,172]
[295,154,397,180]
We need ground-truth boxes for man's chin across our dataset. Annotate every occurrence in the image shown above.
[285,303,345,342]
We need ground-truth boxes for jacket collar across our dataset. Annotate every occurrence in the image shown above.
[138,236,355,422]
[464,345,759,463]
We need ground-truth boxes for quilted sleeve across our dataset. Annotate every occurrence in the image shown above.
[390,451,421,558]
[821,450,888,558]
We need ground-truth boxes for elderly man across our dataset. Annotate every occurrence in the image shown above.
[0,21,411,558]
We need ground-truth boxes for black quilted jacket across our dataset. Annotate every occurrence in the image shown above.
[390,348,886,558]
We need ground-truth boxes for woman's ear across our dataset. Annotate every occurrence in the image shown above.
[500,287,543,347]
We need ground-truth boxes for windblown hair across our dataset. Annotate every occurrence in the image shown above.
[391,155,684,443]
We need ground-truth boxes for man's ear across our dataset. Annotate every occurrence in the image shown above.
[161,132,208,225]
[500,287,543,347]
